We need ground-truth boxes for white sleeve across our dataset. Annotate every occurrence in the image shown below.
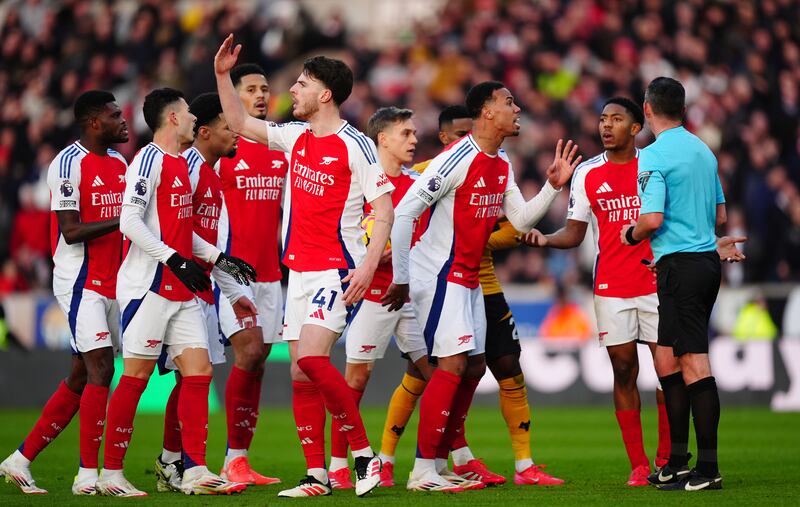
[120,153,175,263]
[48,152,81,212]
[192,233,221,264]
[266,122,307,152]
[502,164,561,233]
[120,205,176,263]
[566,164,591,223]
[349,135,394,203]
[211,266,245,304]
[390,193,430,285]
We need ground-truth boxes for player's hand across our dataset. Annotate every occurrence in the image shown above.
[214,34,242,75]
[620,220,637,245]
[341,266,375,306]
[215,253,257,285]
[642,258,657,274]
[381,283,409,312]
[379,248,392,265]
[523,229,548,247]
[232,296,258,329]
[717,235,746,263]
[546,139,582,190]
[166,253,211,293]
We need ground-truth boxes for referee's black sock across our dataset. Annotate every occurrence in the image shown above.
[687,376,720,477]
[659,372,690,468]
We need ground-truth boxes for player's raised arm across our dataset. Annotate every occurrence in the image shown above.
[214,34,269,145]
[503,139,581,232]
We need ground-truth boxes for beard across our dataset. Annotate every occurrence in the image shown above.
[293,101,318,121]
[225,148,237,158]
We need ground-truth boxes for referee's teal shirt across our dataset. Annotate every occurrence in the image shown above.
[637,126,725,262]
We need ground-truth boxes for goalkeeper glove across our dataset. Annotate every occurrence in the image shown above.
[166,253,211,293]
[215,253,257,285]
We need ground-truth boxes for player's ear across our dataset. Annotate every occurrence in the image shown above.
[438,131,448,145]
[319,88,332,105]
[631,123,642,136]
[377,131,387,148]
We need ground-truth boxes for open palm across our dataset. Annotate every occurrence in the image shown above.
[214,34,241,75]
[546,139,582,189]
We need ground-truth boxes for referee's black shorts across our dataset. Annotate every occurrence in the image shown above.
[484,292,521,362]
[656,251,721,356]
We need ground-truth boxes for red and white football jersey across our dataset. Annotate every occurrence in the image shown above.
[217,138,285,282]
[567,150,656,298]
[363,167,428,303]
[185,147,223,305]
[117,143,194,303]
[48,141,126,298]
[404,135,516,289]
[266,121,393,271]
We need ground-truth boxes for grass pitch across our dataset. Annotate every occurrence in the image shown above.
[0,405,797,506]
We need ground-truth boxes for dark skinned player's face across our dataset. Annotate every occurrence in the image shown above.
[599,103,640,151]
[439,117,473,145]
[96,102,129,144]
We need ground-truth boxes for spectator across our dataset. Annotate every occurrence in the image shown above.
[0,0,798,292]
[539,284,593,342]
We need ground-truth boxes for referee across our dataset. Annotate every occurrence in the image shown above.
[621,77,725,491]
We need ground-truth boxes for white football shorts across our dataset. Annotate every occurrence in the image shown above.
[345,300,426,362]
[217,280,283,344]
[594,293,659,347]
[410,277,486,359]
[55,289,119,355]
[120,291,208,363]
[283,269,352,341]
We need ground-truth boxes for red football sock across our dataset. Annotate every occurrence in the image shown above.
[104,376,148,470]
[293,380,326,469]
[331,386,364,461]
[417,369,461,459]
[656,400,671,463]
[178,375,211,469]
[615,409,649,469]
[79,384,109,469]
[225,366,261,450]
[438,377,479,459]
[297,356,371,452]
[243,367,265,450]
[19,381,81,461]
[162,377,182,453]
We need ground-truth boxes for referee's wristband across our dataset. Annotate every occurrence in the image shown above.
[625,227,642,245]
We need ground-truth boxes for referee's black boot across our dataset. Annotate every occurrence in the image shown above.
[647,462,690,486]
[658,468,722,491]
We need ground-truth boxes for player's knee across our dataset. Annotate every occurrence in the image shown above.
[290,361,310,382]
[65,372,87,393]
[464,361,486,380]
[235,338,267,371]
[89,360,115,387]
[438,355,468,377]
[345,364,372,391]
[488,354,521,380]
[612,359,639,386]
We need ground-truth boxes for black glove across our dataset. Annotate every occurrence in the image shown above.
[166,253,211,293]
[215,253,257,285]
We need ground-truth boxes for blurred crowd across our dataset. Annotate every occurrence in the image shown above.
[1,0,798,298]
